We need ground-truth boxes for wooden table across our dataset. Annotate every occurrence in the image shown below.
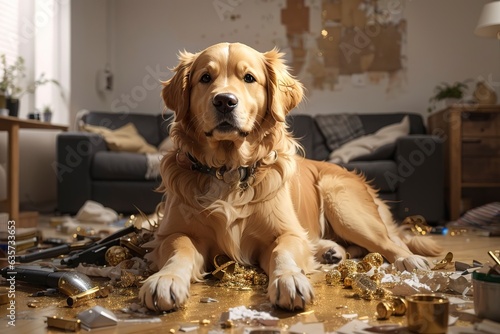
[428,105,500,220]
[0,115,68,223]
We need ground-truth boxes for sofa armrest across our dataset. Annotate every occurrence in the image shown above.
[55,132,107,214]
[390,135,445,223]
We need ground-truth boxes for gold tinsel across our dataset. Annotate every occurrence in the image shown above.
[432,252,454,270]
[325,269,342,286]
[362,252,384,267]
[337,259,357,280]
[351,274,381,299]
[356,261,373,273]
[211,255,268,289]
[402,215,431,236]
[119,270,143,288]
[105,245,132,266]
[325,252,392,300]
[343,273,357,288]
[370,269,384,285]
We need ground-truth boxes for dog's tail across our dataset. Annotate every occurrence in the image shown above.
[403,235,444,257]
[376,199,444,258]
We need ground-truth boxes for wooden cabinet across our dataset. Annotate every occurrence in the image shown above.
[428,105,500,221]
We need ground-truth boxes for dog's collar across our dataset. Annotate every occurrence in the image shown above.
[179,150,277,188]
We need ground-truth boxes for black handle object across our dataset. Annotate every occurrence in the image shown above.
[59,225,138,267]
[16,244,71,263]
[60,238,121,267]
[1,266,61,289]
[14,225,136,264]
[96,224,137,245]
[16,239,94,263]
[0,266,94,296]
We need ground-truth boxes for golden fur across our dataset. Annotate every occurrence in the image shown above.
[140,42,442,312]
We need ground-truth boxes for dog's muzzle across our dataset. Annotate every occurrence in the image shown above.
[204,93,249,137]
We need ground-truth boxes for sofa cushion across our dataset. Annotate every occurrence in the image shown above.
[351,142,396,162]
[315,114,365,151]
[84,112,168,146]
[329,116,409,163]
[289,113,426,162]
[340,160,398,192]
[83,123,158,154]
[358,113,426,135]
[91,151,148,181]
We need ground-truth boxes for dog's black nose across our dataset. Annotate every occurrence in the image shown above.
[213,93,238,113]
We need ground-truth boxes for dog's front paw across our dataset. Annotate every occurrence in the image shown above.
[139,272,190,312]
[268,270,314,311]
[394,255,430,271]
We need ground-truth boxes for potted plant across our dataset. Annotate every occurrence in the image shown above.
[428,80,471,113]
[1,54,61,117]
[1,54,25,116]
[42,105,52,122]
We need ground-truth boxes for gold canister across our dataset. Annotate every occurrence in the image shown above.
[376,301,394,320]
[406,294,449,334]
[392,296,408,316]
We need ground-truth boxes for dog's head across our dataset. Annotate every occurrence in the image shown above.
[162,43,303,162]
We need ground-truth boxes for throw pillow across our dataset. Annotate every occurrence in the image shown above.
[329,116,410,164]
[83,123,158,154]
[315,114,365,151]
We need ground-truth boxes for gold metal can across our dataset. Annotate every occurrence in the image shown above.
[376,301,395,320]
[392,296,408,316]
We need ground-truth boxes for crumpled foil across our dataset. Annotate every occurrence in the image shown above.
[75,257,150,287]
[221,305,279,327]
[325,251,473,299]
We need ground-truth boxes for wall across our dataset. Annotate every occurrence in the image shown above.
[68,0,111,124]
[98,0,500,118]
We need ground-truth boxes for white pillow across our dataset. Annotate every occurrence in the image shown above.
[329,116,410,164]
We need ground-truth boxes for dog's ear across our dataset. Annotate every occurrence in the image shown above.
[162,51,197,121]
[264,48,304,122]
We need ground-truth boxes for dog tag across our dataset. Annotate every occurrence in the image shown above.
[223,168,240,184]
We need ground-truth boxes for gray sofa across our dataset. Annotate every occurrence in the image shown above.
[56,111,171,214]
[57,111,444,223]
[288,113,444,223]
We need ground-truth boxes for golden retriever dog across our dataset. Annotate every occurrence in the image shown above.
[140,42,442,312]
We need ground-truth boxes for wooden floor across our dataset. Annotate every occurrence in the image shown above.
[1,225,499,333]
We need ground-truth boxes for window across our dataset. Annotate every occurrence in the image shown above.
[0,0,68,123]
[0,0,19,65]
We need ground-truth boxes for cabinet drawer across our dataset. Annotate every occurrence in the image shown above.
[462,112,500,136]
[462,138,500,156]
[462,157,500,183]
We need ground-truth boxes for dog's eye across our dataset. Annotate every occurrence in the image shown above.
[244,74,256,83]
[200,73,211,83]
